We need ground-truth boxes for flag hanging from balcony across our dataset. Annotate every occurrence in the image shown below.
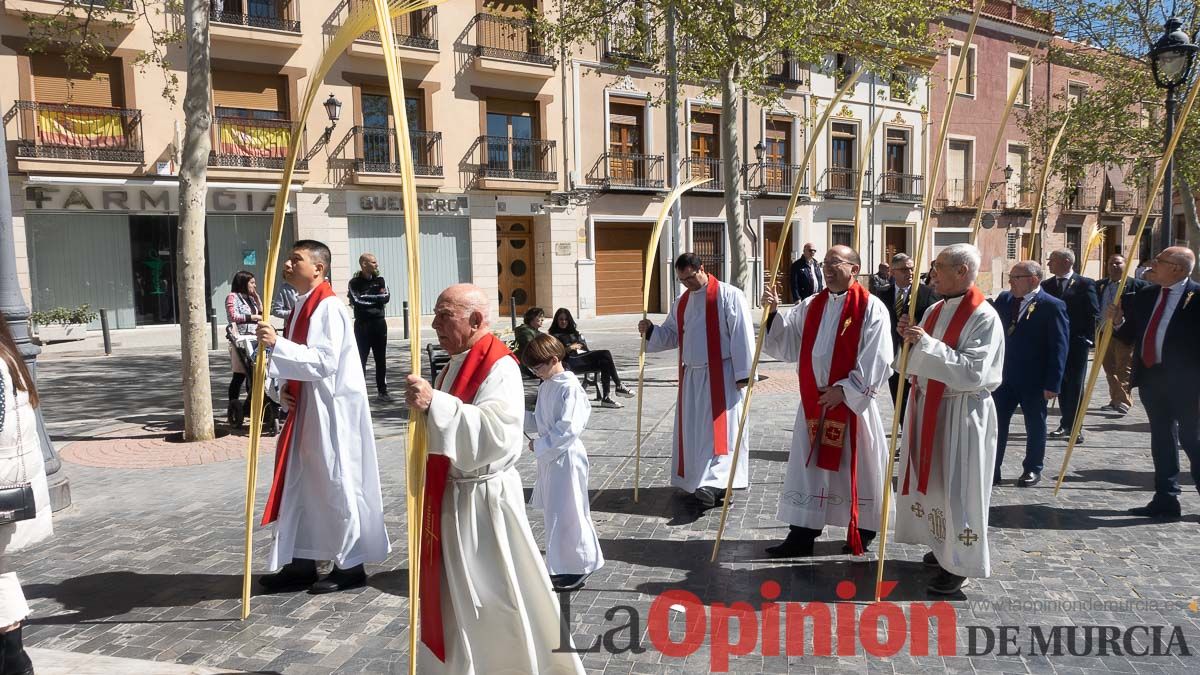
[36,109,122,148]
[219,121,290,158]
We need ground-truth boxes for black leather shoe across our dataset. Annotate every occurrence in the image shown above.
[927,568,969,595]
[841,529,877,554]
[259,559,319,592]
[309,564,367,595]
[1017,471,1041,487]
[922,551,939,568]
[1048,427,1068,438]
[551,573,590,592]
[0,624,34,675]
[694,486,725,508]
[766,527,818,558]
[377,391,394,402]
[1128,501,1182,519]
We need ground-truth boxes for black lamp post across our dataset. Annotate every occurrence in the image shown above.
[321,93,343,143]
[1149,17,1198,251]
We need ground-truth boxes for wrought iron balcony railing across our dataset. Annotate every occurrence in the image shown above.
[1063,185,1102,211]
[586,152,665,190]
[350,1,437,49]
[209,115,307,170]
[744,161,807,196]
[936,179,984,210]
[210,3,301,33]
[12,100,144,163]
[478,135,557,181]
[878,172,923,202]
[1003,184,1036,210]
[682,157,724,191]
[473,13,554,65]
[604,19,653,62]
[822,167,871,199]
[352,126,443,176]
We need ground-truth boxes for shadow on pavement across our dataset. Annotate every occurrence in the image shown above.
[589,486,734,527]
[367,568,410,598]
[989,503,1200,530]
[24,571,241,625]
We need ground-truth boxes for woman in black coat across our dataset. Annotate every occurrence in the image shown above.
[548,308,634,408]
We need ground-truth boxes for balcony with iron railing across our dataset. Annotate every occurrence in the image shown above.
[1002,184,1036,211]
[11,100,144,165]
[604,19,653,63]
[208,115,307,171]
[744,161,807,197]
[210,1,300,32]
[471,135,557,188]
[878,172,923,202]
[586,152,665,191]
[936,179,984,210]
[821,167,871,199]
[351,126,443,177]
[470,13,555,70]
[1063,184,1102,212]
[766,53,805,88]
[682,157,724,192]
[335,0,437,54]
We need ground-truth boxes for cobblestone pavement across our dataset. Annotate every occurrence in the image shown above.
[11,318,1200,674]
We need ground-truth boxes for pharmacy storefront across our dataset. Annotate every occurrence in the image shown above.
[21,179,295,329]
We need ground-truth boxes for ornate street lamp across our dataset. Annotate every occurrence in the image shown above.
[321,93,343,142]
[1148,17,1198,250]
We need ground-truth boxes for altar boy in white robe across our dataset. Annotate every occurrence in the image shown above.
[405,284,584,675]
[523,333,605,592]
[255,240,390,595]
[894,243,1004,595]
[638,252,755,507]
[760,245,894,558]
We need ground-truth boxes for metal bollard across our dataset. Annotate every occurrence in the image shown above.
[510,297,517,330]
[402,300,410,341]
[99,308,112,356]
[209,308,219,351]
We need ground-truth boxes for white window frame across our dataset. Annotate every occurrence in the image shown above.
[948,41,977,98]
[1008,53,1032,107]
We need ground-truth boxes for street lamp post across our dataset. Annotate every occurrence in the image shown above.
[1149,17,1198,252]
[0,114,70,510]
[744,141,766,304]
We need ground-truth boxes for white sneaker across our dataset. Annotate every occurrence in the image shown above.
[614,387,636,398]
[600,397,623,409]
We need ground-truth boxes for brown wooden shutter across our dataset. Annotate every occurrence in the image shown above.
[32,57,122,107]
[212,71,286,112]
[609,102,643,127]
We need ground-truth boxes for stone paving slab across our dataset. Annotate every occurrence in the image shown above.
[9,324,1200,673]
[27,647,249,674]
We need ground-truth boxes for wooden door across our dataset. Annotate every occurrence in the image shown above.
[497,219,535,317]
[884,225,912,262]
[609,121,640,182]
[765,117,790,191]
[763,221,793,302]
[595,223,660,315]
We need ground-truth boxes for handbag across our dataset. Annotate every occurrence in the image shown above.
[0,371,35,525]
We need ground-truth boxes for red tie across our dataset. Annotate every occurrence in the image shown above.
[1141,287,1171,367]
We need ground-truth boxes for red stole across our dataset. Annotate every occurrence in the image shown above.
[901,286,986,496]
[797,282,869,554]
[674,279,729,479]
[261,280,335,526]
[420,333,516,663]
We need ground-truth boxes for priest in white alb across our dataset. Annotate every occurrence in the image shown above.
[255,240,391,595]
[638,252,755,508]
[759,245,894,558]
[894,243,1004,595]
[404,284,584,675]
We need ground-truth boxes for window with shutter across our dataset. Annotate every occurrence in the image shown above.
[32,57,123,107]
[212,71,287,116]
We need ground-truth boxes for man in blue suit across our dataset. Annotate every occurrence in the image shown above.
[1043,249,1099,444]
[1112,247,1200,519]
[992,261,1068,487]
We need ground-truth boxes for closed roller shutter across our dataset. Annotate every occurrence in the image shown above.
[594,222,661,315]
[32,57,123,107]
[212,71,286,112]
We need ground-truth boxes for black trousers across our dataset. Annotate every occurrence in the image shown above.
[992,383,1048,480]
[354,318,388,393]
[888,371,911,428]
[566,350,622,397]
[1138,370,1200,504]
[1056,339,1090,431]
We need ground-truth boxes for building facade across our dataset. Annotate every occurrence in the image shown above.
[3,1,1135,331]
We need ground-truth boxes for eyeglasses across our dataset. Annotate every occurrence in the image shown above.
[821,259,852,269]
[1009,274,1035,280]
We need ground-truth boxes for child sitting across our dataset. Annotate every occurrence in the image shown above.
[522,334,605,592]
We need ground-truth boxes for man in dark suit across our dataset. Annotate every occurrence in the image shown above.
[788,242,823,303]
[1042,248,1099,443]
[991,261,1068,486]
[1095,254,1151,415]
[1112,247,1200,519]
[873,252,937,425]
